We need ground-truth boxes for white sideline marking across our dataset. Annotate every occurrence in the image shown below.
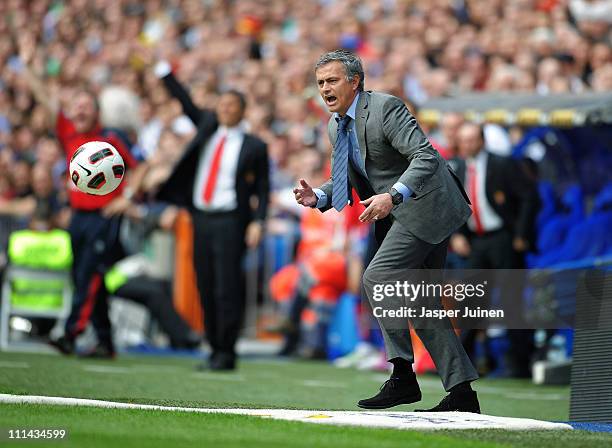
[0,394,572,431]
[301,380,348,388]
[192,373,246,382]
[131,364,184,372]
[82,365,133,374]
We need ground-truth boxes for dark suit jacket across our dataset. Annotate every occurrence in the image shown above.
[155,72,269,228]
[448,152,539,247]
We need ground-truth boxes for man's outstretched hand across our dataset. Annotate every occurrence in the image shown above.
[293,179,317,208]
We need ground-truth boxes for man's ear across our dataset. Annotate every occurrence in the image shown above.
[352,75,360,91]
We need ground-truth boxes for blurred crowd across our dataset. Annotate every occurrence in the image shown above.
[0,0,611,212]
[0,0,609,365]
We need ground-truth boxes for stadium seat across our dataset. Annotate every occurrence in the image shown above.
[0,229,72,351]
[535,181,558,232]
[593,182,612,212]
[533,212,612,267]
[528,184,584,267]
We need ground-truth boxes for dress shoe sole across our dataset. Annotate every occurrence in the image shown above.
[77,353,116,360]
[357,393,422,410]
[209,365,236,371]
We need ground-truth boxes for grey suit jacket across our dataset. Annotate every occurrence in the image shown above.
[318,91,471,244]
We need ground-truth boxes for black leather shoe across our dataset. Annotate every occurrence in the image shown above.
[209,353,236,371]
[48,336,75,355]
[172,334,202,350]
[357,377,422,409]
[415,390,480,413]
[77,344,116,359]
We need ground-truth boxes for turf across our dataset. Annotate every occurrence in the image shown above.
[0,352,609,447]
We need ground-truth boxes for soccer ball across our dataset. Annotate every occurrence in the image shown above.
[69,141,125,196]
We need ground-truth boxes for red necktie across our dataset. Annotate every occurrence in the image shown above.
[468,163,484,236]
[202,134,227,204]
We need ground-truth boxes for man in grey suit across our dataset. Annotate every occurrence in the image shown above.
[294,50,480,412]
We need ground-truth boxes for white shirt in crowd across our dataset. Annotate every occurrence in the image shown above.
[193,126,244,211]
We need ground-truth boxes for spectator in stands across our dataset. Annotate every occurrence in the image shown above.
[591,63,612,92]
[11,159,33,198]
[431,112,465,160]
[0,163,66,227]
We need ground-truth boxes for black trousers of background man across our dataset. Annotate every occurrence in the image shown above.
[114,275,197,348]
[191,210,246,361]
[66,211,124,347]
[463,228,533,377]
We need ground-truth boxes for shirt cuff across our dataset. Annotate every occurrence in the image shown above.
[153,60,172,78]
[313,188,328,209]
[392,182,413,202]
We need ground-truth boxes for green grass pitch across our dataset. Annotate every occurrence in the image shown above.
[1,352,610,447]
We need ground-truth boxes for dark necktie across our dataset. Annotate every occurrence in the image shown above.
[332,115,351,212]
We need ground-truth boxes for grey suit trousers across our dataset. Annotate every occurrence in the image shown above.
[362,219,479,391]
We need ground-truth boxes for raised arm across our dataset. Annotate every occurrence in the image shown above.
[154,61,203,125]
[17,34,59,122]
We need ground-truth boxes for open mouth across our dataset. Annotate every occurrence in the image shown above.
[325,95,337,106]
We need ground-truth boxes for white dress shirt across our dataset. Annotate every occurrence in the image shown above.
[466,150,503,233]
[193,126,244,211]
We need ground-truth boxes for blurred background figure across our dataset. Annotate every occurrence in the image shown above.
[105,203,201,350]
[450,123,539,377]
[155,59,269,371]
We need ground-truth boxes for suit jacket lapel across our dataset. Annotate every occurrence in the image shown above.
[236,134,249,179]
[330,119,338,146]
[355,92,369,166]
[485,152,495,202]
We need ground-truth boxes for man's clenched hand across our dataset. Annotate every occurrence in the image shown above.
[359,193,393,223]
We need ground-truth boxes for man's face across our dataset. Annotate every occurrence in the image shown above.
[457,124,484,159]
[216,93,244,127]
[441,113,464,143]
[31,166,53,197]
[71,92,98,134]
[315,61,359,115]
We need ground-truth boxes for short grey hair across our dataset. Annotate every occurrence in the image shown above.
[315,49,365,91]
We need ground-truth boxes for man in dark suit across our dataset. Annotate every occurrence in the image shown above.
[449,122,539,377]
[294,50,479,412]
[155,62,269,371]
